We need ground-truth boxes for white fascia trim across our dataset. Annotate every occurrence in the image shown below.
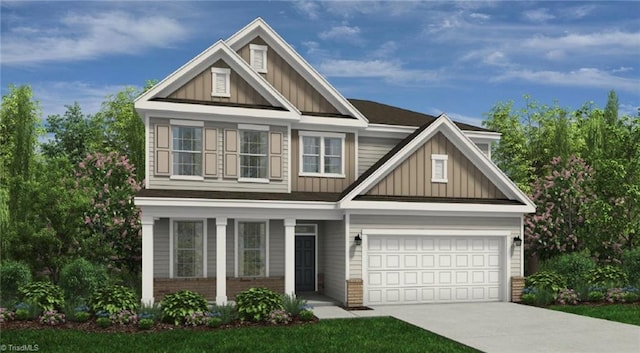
[135,197,337,210]
[144,114,150,189]
[361,124,417,138]
[238,123,269,131]
[463,130,502,141]
[170,119,204,127]
[340,200,535,214]
[362,229,512,237]
[136,100,299,121]
[135,41,300,115]
[298,115,367,128]
[298,130,345,139]
[226,18,368,124]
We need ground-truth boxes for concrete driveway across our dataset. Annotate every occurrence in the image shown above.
[371,302,640,353]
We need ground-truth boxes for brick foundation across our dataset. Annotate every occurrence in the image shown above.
[153,277,285,302]
[511,276,525,302]
[346,279,363,308]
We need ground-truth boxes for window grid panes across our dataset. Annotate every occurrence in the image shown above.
[302,136,320,173]
[174,221,203,278]
[239,222,266,277]
[240,130,268,179]
[172,126,202,176]
[300,135,343,175]
[324,137,342,174]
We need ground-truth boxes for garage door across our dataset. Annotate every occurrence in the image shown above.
[366,235,503,305]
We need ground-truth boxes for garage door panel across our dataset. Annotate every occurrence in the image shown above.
[366,235,503,305]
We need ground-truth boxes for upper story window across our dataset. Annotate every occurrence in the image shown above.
[249,44,268,73]
[239,124,269,182]
[431,154,448,183]
[172,124,203,176]
[299,131,345,177]
[211,67,231,97]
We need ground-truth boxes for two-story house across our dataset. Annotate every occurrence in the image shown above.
[135,18,535,307]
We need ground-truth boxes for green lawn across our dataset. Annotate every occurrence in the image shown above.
[1,317,479,353]
[550,304,640,326]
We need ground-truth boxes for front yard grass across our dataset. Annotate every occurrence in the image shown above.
[549,304,640,326]
[1,317,479,353]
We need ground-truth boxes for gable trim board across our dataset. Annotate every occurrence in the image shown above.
[339,114,535,212]
[226,18,368,127]
[135,41,299,119]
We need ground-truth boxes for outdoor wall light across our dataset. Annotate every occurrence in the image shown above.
[513,236,523,247]
[354,234,362,246]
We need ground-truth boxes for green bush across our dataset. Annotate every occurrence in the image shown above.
[525,271,567,293]
[621,248,640,286]
[73,311,90,322]
[160,290,208,326]
[96,317,111,328]
[15,308,31,321]
[138,318,154,330]
[210,303,237,325]
[236,287,283,323]
[89,285,138,315]
[586,265,628,288]
[282,294,308,317]
[59,258,108,302]
[521,293,536,305]
[587,291,605,302]
[0,261,32,305]
[534,288,555,307]
[18,282,64,312]
[541,252,595,289]
[207,316,223,328]
[299,309,314,322]
[14,302,39,320]
[138,302,163,322]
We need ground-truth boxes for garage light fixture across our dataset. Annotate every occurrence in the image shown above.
[354,234,362,246]
[513,236,522,247]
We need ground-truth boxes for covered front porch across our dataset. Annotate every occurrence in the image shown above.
[138,199,347,306]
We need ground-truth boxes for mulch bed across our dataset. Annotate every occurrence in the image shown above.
[0,316,319,334]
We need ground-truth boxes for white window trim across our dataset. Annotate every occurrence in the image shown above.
[234,219,270,278]
[431,154,448,183]
[171,124,204,178]
[238,123,270,131]
[211,67,231,98]
[169,218,207,279]
[238,125,269,180]
[298,131,346,178]
[249,44,268,73]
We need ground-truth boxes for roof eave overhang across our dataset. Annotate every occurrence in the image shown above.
[340,200,535,214]
[135,100,299,122]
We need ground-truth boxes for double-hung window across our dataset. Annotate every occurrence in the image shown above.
[172,125,203,176]
[299,131,345,177]
[174,220,203,278]
[237,221,267,277]
[239,125,269,181]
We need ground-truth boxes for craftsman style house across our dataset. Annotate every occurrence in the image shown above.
[135,18,534,307]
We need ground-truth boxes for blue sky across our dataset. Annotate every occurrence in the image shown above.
[1,1,639,127]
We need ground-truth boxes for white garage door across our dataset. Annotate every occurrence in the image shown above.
[366,235,503,305]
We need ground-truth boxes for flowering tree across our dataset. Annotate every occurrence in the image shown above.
[524,155,596,260]
[77,152,142,275]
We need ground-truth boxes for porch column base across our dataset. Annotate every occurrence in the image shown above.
[346,279,363,308]
[284,218,296,296]
[216,217,228,305]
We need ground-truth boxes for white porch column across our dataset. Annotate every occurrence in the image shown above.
[141,216,155,305]
[284,218,296,296]
[216,217,228,305]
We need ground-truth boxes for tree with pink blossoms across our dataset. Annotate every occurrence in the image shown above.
[524,155,596,261]
[76,152,142,277]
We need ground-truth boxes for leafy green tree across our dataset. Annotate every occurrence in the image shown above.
[42,102,103,164]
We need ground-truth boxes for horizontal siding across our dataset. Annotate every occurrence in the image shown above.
[148,119,288,192]
[323,219,345,304]
[511,240,522,277]
[367,132,507,199]
[358,137,401,176]
[349,215,521,280]
[154,218,170,278]
[291,130,356,193]
[269,220,284,276]
[238,37,339,114]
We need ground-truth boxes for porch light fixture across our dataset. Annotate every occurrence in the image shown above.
[354,234,362,246]
[513,236,522,247]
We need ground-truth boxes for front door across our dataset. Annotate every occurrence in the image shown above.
[295,235,315,292]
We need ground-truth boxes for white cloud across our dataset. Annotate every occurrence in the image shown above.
[493,68,640,93]
[483,51,509,66]
[319,25,362,43]
[469,12,490,21]
[425,107,484,127]
[523,31,640,52]
[619,103,639,117]
[545,49,566,60]
[371,41,398,58]
[318,59,438,84]
[522,8,555,22]
[564,5,596,19]
[293,1,320,20]
[612,66,633,73]
[2,11,188,65]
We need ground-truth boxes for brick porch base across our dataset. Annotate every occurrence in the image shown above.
[154,277,285,301]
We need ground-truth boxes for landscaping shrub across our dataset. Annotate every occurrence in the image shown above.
[184,311,208,326]
[282,294,308,317]
[541,251,595,289]
[39,310,65,326]
[138,302,163,322]
[96,317,111,328]
[534,288,555,306]
[59,258,108,302]
[586,265,628,288]
[110,309,138,325]
[606,287,640,303]
[138,318,154,330]
[268,309,291,324]
[299,309,314,322]
[73,311,90,322]
[160,290,208,326]
[90,285,138,315]
[587,291,605,302]
[210,303,237,325]
[621,248,640,286]
[0,308,15,323]
[555,289,579,305]
[207,316,223,328]
[236,287,283,323]
[0,260,32,305]
[525,271,567,293]
[18,281,64,312]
